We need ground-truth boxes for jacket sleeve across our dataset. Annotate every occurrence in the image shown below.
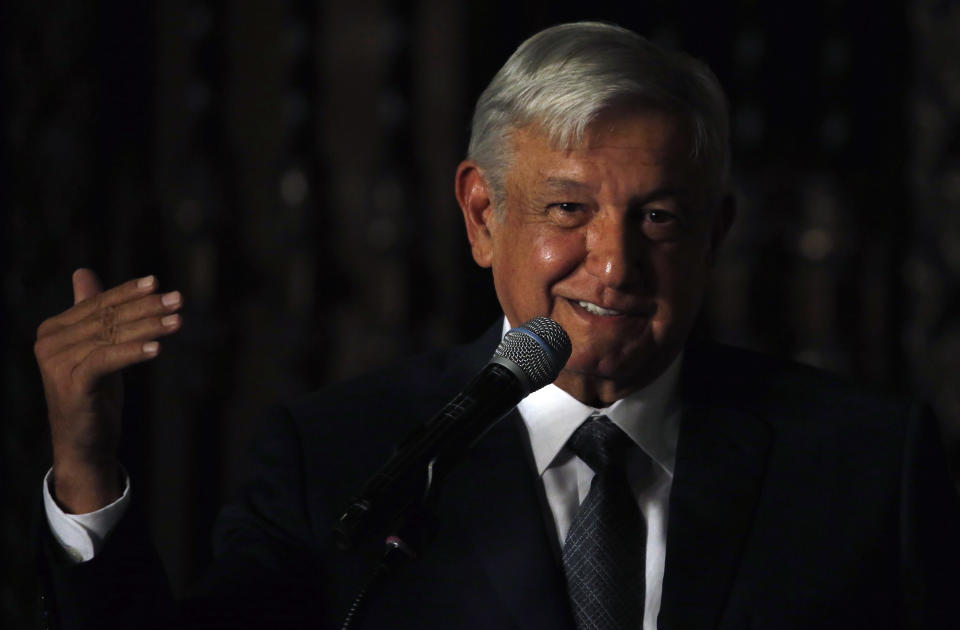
[39,493,173,630]
[899,403,960,629]
[38,405,322,630]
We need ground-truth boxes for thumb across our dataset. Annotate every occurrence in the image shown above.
[72,268,104,305]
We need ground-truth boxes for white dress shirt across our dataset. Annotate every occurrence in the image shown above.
[45,317,683,630]
[43,467,130,563]
[511,320,683,630]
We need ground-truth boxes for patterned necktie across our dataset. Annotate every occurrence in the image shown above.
[562,415,646,630]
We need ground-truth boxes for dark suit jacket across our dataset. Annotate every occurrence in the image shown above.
[40,322,960,629]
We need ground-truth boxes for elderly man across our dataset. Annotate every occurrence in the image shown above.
[37,21,959,630]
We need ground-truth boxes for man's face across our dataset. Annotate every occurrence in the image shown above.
[458,108,731,404]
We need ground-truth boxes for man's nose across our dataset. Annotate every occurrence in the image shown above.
[584,212,645,290]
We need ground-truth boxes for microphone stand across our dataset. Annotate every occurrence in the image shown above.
[338,458,445,630]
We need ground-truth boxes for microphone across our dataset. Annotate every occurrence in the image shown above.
[334,316,572,550]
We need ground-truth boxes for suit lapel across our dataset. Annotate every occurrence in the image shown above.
[658,347,773,630]
[442,411,576,630]
[435,322,575,630]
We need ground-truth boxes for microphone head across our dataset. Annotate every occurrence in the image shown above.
[491,317,572,393]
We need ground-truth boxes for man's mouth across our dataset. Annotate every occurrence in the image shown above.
[576,300,624,316]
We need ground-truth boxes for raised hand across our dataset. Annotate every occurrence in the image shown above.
[34,269,183,513]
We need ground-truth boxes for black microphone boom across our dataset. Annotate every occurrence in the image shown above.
[334,317,571,550]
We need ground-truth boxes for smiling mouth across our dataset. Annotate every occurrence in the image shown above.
[576,300,624,316]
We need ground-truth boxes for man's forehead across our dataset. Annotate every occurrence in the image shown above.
[511,109,692,160]
[505,117,701,193]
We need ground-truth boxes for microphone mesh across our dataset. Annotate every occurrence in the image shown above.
[493,317,572,390]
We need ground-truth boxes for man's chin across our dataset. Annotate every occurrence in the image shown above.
[557,345,676,394]
[554,367,645,406]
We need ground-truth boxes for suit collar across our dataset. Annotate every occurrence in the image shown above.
[440,320,505,391]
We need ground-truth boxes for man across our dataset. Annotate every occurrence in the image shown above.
[36,21,960,629]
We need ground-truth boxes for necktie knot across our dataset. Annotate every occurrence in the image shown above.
[567,415,634,473]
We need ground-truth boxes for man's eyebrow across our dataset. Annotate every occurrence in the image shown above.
[542,177,594,192]
[633,186,692,205]
[542,178,693,203]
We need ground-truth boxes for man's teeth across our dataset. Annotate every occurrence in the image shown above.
[577,300,623,316]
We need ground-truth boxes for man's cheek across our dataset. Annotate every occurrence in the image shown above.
[531,237,571,271]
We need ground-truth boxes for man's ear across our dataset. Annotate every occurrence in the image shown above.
[456,161,498,268]
[708,193,736,263]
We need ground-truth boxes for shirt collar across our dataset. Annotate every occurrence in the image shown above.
[505,317,683,477]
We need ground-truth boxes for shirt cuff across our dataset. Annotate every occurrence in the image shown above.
[42,467,131,564]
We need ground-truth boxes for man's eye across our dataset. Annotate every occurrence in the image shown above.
[547,202,590,227]
[552,202,584,213]
[645,209,677,224]
[641,209,684,241]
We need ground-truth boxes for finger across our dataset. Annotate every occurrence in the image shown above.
[72,268,104,305]
[103,290,183,328]
[72,341,162,391]
[36,290,183,355]
[38,309,182,363]
[43,274,160,333]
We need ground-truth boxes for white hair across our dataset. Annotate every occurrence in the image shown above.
[468,21,731,211]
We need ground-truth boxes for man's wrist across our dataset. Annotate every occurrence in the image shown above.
[51,458,122,514]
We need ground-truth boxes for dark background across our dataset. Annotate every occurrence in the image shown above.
[3,0,959,627]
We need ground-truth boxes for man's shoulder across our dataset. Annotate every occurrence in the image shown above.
[284,321,502,437]
[685,341,916,435]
